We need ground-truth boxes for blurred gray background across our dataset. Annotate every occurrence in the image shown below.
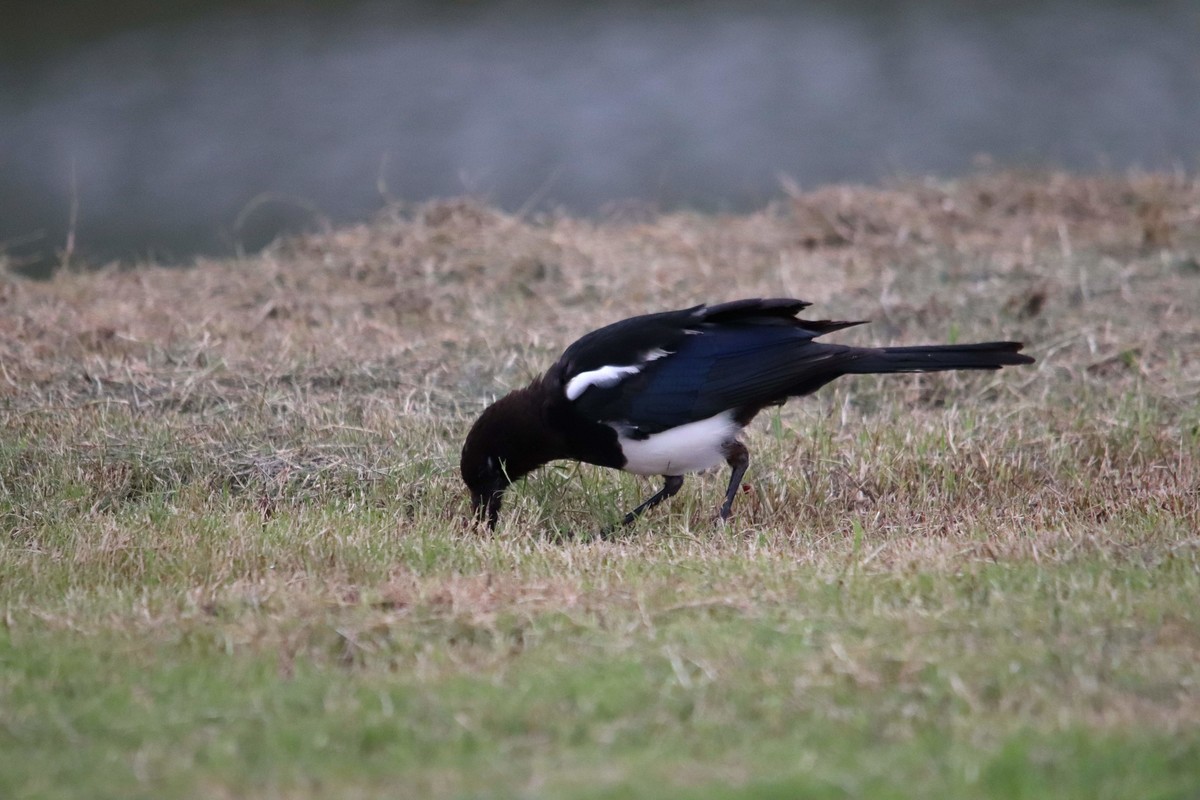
[2,0,1198,274]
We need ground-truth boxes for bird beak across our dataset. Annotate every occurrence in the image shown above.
[470,489,502,530]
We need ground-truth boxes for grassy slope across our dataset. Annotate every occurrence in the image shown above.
[2,171,1199,798]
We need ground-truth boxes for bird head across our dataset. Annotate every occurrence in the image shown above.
[460,442,509,530]
[460,388,556,529]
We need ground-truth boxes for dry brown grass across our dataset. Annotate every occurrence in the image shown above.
[4,169,1197,537]
[3,169,1196,367]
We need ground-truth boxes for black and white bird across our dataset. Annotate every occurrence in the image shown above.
[461,298,1033,532]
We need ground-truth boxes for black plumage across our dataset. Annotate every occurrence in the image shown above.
[461,298,1033,533]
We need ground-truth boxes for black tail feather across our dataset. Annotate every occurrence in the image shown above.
[845,342,1034,374]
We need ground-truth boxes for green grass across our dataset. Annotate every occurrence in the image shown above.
[4,557,1197,798]
[2,171,1199,797]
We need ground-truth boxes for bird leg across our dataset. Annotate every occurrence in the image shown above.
[597,475,685,539]
[718,441,750,520]
[622,474,685,524]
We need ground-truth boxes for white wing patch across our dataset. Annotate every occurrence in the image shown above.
[565,364,642,401]
[564,349,674,401]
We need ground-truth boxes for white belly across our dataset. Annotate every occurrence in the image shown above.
[615,411,741,476]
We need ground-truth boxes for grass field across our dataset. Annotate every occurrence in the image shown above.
[2,171,1199,798]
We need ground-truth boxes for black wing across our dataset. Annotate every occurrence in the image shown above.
[557,298,864,434]
[556,298,812,379]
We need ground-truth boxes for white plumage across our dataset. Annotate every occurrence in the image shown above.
[614,411,740,476]
[564,364,642,401]
[563,349,671,401]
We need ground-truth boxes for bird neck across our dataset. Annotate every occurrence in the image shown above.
[482,382,570,481]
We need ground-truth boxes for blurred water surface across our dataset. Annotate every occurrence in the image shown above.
[2,0,1198,272]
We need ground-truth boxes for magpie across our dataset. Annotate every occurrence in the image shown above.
[461,298,1033,532]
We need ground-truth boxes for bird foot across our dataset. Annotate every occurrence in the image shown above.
[715,485,751,523]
